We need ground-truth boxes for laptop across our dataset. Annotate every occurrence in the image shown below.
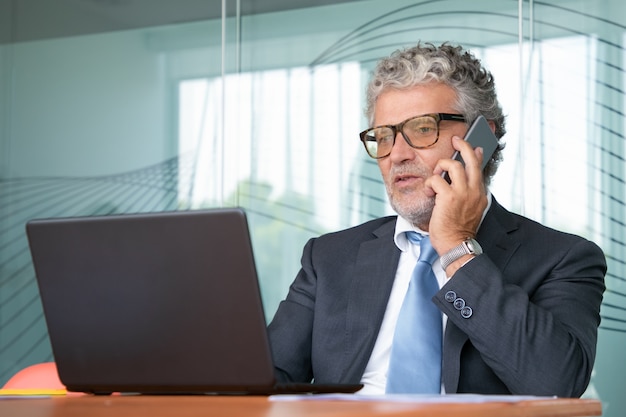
[26,208,362,395]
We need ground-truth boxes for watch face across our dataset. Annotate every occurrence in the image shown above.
[467,238,483,255]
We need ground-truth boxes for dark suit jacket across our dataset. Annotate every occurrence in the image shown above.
[267,197,606,397]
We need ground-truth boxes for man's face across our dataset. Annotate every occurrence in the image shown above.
[374,83,468,227]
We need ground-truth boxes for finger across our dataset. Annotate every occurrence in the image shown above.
[454,137,484,187]
[455,136,481,170]
[467,147,485,186]
[440,137,473,187]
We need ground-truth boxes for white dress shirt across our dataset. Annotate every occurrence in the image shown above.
[358,194,492,395]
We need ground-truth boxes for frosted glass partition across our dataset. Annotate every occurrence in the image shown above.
[1,1,624,414]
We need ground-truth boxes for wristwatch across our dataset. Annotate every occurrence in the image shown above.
[440,238,483,270]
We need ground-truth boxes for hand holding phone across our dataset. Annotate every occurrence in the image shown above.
[441,115,498,183]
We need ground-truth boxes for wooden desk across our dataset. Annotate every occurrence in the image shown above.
[0,395,602,417]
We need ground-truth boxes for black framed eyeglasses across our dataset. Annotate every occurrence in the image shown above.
[359,113,466,159]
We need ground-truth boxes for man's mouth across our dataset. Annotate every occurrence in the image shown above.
[394,174,422,184]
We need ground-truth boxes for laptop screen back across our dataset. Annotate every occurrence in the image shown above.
[26,208,277,394]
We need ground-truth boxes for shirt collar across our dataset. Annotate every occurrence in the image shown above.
[393,190,493,252]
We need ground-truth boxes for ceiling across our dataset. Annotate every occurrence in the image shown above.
[0,0,361,44]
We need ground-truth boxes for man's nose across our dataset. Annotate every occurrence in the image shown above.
[388,132,417,163]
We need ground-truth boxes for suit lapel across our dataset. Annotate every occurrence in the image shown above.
[476,197,521,270]
[341,218,400,382]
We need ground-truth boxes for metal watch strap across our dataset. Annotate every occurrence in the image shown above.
[440,238,482,270]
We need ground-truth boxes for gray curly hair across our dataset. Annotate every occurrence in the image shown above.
[365,42,506,183]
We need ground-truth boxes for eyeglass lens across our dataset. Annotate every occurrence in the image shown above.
[364,115,438,158]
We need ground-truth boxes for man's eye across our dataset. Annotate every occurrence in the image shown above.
[412,126,435,135]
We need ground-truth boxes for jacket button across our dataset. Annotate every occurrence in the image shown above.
[453,298,465,310]
[461,306,473,319]
[445,291,457,302]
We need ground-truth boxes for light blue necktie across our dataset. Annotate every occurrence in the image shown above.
[386,232,442,394]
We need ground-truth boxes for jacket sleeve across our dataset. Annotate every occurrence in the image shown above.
[266,237,317,384]
[434,236,606,397]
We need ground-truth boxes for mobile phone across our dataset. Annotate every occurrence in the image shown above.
[441,115,498,183]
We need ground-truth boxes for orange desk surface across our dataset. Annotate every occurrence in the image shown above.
[0,395,602,417]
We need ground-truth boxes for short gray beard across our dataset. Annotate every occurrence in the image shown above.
[384,163,435,229]
[389,190,435,229]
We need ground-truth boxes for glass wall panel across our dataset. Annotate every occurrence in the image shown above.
[0,1,223,384]
[1,1,625,415]
[517,3,625,414]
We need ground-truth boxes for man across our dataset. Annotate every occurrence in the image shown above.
[267,42,606,397]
